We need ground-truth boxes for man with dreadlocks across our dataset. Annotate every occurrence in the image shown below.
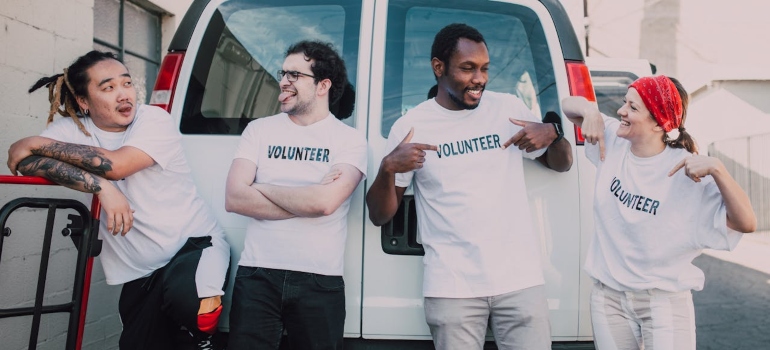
[6,51,230,350]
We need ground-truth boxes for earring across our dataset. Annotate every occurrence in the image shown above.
[83,108,89,115]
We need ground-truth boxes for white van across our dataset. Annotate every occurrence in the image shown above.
[149,0,597,347]
[586,57,654,119]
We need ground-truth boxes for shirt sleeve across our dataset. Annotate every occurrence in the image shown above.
[585,113,621,167]
[694,179,743,250]
[386,120,414,188]
[333,129,368,180]
[121,106,182,170]
[233,119,262,167]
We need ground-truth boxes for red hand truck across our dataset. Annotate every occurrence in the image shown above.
[0,175,102,350]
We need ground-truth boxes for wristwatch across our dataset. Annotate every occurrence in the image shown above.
[551,122,564,144]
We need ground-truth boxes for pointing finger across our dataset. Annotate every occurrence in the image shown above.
[414,143,438,151]
[668,158,686,177]
[401,127,415,144]
[599,135,606,162]
[502,130,524,149]
[508,118,529,127]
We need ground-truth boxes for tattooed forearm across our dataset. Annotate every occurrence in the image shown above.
[32,142,113,177]
[18,156,103,193]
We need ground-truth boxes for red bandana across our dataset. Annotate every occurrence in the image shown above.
[628,76,683,132]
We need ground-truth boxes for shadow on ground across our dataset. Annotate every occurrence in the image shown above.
[693,254,770,350]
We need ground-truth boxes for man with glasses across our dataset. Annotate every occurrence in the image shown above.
[224,40,366,349]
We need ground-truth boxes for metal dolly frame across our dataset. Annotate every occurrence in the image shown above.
[0,176,102,350]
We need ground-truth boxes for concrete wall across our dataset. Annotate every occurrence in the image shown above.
[0,1,190,349]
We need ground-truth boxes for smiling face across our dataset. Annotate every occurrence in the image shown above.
[278,53,320,117]
[434,38,489,110]
[616,87,663,143]
[75,59,137,132]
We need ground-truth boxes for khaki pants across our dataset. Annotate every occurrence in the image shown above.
[424,285,551,350]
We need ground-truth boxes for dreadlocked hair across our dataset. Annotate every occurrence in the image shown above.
[29,72,90,136]
[28,51,121,136]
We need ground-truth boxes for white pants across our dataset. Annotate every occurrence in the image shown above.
[590,281,696,350]
[424,285,551,350]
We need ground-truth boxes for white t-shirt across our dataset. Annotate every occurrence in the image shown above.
[40,105,226,285]
[584,114,742,292]
[233,113,367,276]
[387,91,547,298]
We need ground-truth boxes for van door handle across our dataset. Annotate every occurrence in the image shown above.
[380,195,425,255]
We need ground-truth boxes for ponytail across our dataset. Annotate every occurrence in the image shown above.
[662,77,698,154]
[665,127,698,154]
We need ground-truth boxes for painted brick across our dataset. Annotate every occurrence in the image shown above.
[0,208,63,259]
[4,20,56,74]
[0,67,34,116]
[83,275,120,320]
[103,314,122,339]
[44,313,71,345]
[53,35,94,73]
[0,16,7,66]
[0,0,89,35]
[0,316,31,350]
[1,250,42,305]
[52,0,93,41]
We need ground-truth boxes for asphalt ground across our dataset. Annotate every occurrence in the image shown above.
[693,233,770,350]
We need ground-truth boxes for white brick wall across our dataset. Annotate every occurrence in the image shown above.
[0,1,190,349]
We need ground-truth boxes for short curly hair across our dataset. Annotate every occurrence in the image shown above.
[431,23,486,78]
[286,40,348,107]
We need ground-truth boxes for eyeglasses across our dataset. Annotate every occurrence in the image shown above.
[277,70,315,82]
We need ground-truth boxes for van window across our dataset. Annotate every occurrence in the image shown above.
[590,71,639,120]
[381,0,558,137]
[180,0,362,135]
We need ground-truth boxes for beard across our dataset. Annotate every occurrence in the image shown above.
[446,86,483,110]
[281,97,313,116]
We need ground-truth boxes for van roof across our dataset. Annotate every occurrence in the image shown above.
[167,0,585,62]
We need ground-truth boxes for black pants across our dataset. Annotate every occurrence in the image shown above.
[228,266,346,350]
[118,236,216,350]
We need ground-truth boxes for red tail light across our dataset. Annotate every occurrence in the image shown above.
[565,61,596,145]
[150,52,185,112]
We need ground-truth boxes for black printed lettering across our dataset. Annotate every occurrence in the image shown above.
[266,145,330,163]
[650,200,660,215]
[610,177,662,216]
[642,198,652,212]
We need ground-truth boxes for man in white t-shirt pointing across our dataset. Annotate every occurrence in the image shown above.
[225,40,366,349]
[366,23,572,350]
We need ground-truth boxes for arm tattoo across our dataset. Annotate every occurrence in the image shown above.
[32,142,113,177]
[18,156,103,193]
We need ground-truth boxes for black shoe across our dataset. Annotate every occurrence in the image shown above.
[195,333,215,350]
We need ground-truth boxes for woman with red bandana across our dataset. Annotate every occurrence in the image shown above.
[562,75,756,350]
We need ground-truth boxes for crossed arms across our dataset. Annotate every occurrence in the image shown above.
[225,158,364,220]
